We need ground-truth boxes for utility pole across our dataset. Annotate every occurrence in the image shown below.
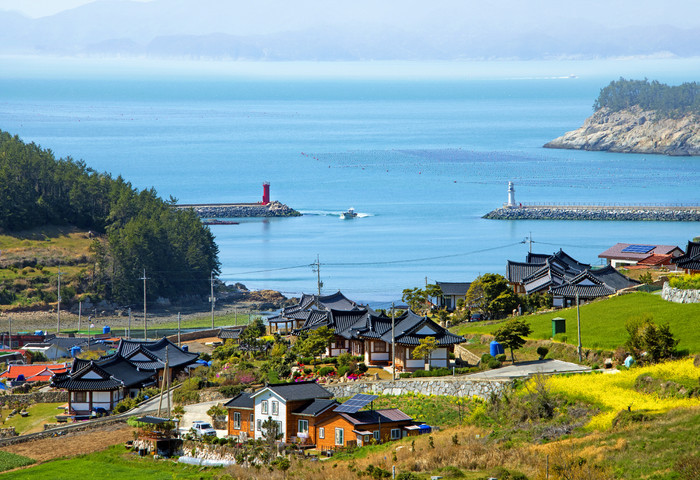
[177,312,181,347]
[576,291,582,362]
[78,301,82,335]
[210,271,216,330]
[529,232,533,253]
[391,303,396,381]
[314,255,323,297]
[140,269,149,340]
[57,266,64,334]
[128,307,132,340]
[87,316,91,350]
[8,317,11,350]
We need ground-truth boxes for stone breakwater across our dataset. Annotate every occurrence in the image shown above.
[484,206,700,222]
[176,200,301,218]
[544,106,700,156]
[323,376,510,400]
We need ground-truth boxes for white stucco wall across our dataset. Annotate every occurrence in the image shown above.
[253,390,286,440]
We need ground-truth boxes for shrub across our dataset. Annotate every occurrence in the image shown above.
[317,366,335,376]
[487,359,502,369]
[495,354,507,362]
[481,353,494,364]
[537,346,549,359]
[669,273,700,290]
[399,373,412,379]
[357,362,369,373]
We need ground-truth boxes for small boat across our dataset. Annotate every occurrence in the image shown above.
[340,208,358,220]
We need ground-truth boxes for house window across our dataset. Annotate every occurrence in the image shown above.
[374,341,386,352]
[257,419,262,431]
[74,391,87,403]
[277,421,283,434]
[272,400,279,415]
[298,419,309,433]
[391,428,401,440]
[373,430,380,441]
[319,427,325,439]
[261,400,268,414]
[233,412,241,430]
[335,427,344,446]
[249,414,254,432]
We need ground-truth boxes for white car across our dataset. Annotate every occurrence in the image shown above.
[189,421,217,437]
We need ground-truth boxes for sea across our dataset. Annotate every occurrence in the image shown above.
[1,57,699,306]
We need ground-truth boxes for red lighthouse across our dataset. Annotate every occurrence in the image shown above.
[262,182,270,205]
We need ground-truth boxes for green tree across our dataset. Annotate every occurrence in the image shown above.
[412,336,437,370]
[625,314,679,363]
[494,318,533,363]
[466,273,518,319]
[402,287,427,313]
[261,415,283,459]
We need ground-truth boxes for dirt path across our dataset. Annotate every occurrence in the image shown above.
[0,424,134,462]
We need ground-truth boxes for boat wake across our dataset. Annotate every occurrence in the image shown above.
[299,209,372,218]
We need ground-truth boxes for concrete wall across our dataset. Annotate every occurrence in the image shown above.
[662,282,700,303]
[323,376,509,400]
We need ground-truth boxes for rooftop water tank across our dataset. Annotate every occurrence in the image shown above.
[489,340,505,357]
[103,326,110,334]
[181,345,188,352]
[71,346,82,358]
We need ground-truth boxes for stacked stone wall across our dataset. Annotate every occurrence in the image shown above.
[484,206,700,221]
[324,376,510,400]
[662,282,700,303]
[0,391,68,406]
[178,201,301,218]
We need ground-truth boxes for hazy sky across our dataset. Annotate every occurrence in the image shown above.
[2,0,700,28]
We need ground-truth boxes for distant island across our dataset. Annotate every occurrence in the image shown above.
[544,79,700,156]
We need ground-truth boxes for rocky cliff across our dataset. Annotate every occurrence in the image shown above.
[544,107,700,156]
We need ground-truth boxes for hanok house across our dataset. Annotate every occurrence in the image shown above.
[672,240,700,274]
[51,355,157,415]
[598,243,684,268]
[225,381,338,444]
[435,281,471,311]
[113,337,199,387]
[218,326,246,344]
[315,408,415,451]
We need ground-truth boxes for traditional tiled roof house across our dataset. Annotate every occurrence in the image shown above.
[673,240,700,274]
[435,281,471,310]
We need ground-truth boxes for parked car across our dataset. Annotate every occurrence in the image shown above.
[188,421,217,438]
[91,407,109,418]
[470,313,484,322]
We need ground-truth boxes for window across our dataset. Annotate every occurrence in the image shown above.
[249,414,254,432]
[298,419,309,433]
[335,427,344,446]
[257,419,262,431]
[261,400,268,414]
[272,400,279,415]
[391,428,401,440]
[277,421,283,435]
[74,392,87,403]
[319,427,325,439]
[233,412,241,430]
[374,341,386,352]
[373,430,380,441]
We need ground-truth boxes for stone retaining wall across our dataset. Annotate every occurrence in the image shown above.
[166,328,220,344]
[0,391,68,406]
[483,207,700,222]
[323,376,510,400]
[662,282,700,303]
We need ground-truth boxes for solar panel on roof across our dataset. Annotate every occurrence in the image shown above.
[334,393,378,414]
[621,245,655,254]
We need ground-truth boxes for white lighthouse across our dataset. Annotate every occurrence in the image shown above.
[507,181,516,207]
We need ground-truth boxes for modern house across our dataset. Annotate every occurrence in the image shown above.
[435,281,471,310]
[51,337,198,414]
[0,363,69,384]
[598,243,684,268]
[506,249,639,307]
[225,381,338,444]
[278,291,465,372]
[315,408,415,451]
[672,240,700,274]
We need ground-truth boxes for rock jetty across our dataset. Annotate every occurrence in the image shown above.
[178,201,301,218]
[544,106,700,156]
[484,206,700,222]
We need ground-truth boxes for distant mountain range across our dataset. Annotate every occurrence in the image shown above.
[2,0,700,60]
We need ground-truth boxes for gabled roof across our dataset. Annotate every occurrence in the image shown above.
[526,252,550,264]
[317,291,361,311]
[291,398,339,416]
[224,392,255,410]
[589,265,640,290]
[251,381,333,401]
[506,260,542,284]
[116,338,198,369]
[673,240,700,267]
[380,310,464,346]
[45,336,102,350]
[436,282,471,296]
[599,243,683,261]
[338,408,413,425]
[219,327,245,340]
[0,363,68,380]
[550,283,615,299]
[52,355,156,391]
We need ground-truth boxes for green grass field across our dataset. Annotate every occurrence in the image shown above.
[0,451,34,473]
[453,292,700,352]
[0,446,219,479]
[2,403,65,435]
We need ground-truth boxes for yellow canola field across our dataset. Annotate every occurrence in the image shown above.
[543,358,700,430]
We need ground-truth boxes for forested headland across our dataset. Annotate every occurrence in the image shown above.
[593,78,700,117]
[0,130,219,306]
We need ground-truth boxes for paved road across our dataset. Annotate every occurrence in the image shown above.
[465,359,590,379]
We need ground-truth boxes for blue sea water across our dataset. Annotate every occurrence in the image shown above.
[1,58,699,304]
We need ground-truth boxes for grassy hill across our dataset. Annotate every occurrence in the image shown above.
[453,292,700,353]
[0,226,96,311]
